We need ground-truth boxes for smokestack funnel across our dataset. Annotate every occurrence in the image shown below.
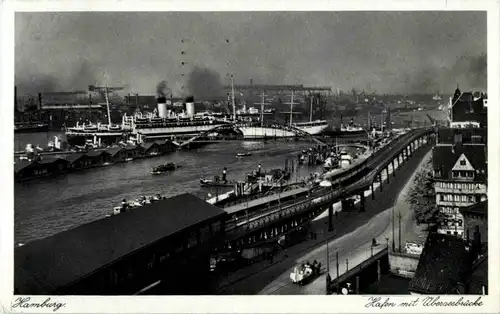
[157,96,167,118]
[185,96,195,117]
[38,93,42,110]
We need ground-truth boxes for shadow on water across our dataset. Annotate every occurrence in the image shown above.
[15,141,322,244]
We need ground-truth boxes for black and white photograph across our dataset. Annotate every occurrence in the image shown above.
[1,2,499,312]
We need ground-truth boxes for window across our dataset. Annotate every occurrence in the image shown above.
[148,254,156,269]
[447,231,451,235]
[212,221,221,234]
[460,160,466,166]
[200,225,210,244]
[187,231,198,249]
[159,252,170,263]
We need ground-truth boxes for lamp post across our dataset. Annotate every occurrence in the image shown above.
[326,240,331,294]
[392,206,396,251]
[398,211,402,252]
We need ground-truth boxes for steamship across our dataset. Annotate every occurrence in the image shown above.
[122,96,232,143]
[236,90,329,138]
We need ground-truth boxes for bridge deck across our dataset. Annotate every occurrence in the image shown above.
[224,186,310,215]
[329,247,389,291]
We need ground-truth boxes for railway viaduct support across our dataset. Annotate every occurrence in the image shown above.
[325,132,432,229]
[222,129,434,252]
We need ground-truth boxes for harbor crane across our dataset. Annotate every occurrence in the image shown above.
[88,85,125,126]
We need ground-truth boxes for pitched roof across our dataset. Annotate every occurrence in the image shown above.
[14,160,35,173]
[432,145,487,182]
[15,193,226,294]
[105,147,124,156]
[437,128,487,145]
[141,142,159,150]
[86,150,110,157]
[124,144,140,151]
[460,200,488,217]
[64,153,88,162]
[467,254,488,294]
[451,95,487,125]
[37,157,69,165]
[409,233,472,294]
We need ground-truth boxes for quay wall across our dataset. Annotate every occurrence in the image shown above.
[388,251,420,279]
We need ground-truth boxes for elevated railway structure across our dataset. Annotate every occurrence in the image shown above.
[219,127,435,250]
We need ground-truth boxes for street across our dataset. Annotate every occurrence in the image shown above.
[216,146,431,295]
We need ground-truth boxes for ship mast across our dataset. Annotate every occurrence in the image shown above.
[104,85,112,126]
[230,75,236,122]
[283,90,299,127]
[255,91,270,127]
[381,109,384,133]
[309,95,313,122]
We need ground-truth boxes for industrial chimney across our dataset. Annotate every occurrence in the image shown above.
[38,93,43,110]
[14,86,18,112]
[157,96,167,118]
[185,96,195,118]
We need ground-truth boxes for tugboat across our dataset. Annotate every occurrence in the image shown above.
[151,162,181,175]
[290,260,322,285]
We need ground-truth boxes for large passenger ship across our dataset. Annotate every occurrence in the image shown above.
[122,96,232,142]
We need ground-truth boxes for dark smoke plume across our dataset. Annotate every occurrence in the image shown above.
[68,59,99,90]
[466,53,487,89]
[156,80,170,97]
[187,66,223,100]
[402,54,487,94]
[15,73,60,95]
[16,59,100,95]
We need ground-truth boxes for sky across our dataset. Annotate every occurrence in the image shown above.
[15,11,487,97]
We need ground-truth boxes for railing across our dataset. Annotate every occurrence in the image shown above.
[220,181,307,209]
[224,128,433,235]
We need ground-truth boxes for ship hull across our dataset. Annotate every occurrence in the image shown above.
[14,125,49,133]
[136,122,230,140]
[65,131,126,146]
[324,129,367,137]
[238,126,296,139]
[295,124,329,135]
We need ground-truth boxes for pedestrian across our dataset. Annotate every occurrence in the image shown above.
[222,167,227,183]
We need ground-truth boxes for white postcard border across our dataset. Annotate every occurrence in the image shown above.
[1,0,499,313]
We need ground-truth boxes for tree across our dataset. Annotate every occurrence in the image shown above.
[406,159,446,226]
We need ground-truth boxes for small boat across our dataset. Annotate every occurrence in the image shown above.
[125,157,134,162]
[151,162,181,175]
[200,178,234,187]
[111,194,164,215]
[290,260,321,285]
[236,152,252,157]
